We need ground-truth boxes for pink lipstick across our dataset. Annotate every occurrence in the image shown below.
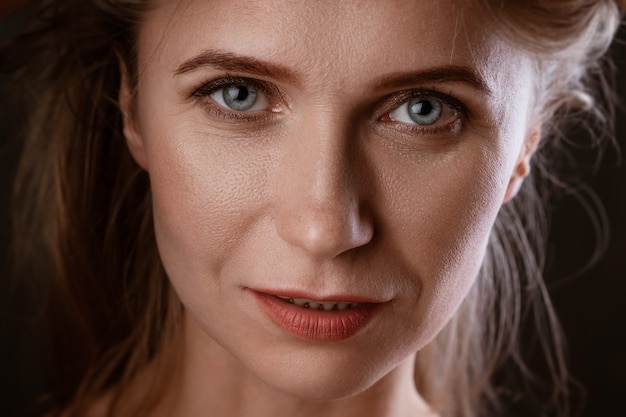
[251,290,381,342]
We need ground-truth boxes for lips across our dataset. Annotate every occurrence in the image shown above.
[251,290,382,342]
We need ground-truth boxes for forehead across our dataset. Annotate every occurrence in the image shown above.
[138,0,536,120]
[137,0,531,104]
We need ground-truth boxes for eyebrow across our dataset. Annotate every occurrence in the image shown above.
[175,49,491,96]
[174,49,299,84]
[373,66,492,96]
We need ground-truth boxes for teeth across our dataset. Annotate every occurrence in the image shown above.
[276,296,359,311]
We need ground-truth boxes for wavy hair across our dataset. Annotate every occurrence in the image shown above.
[1,1,621,416]
[416,2,621,416]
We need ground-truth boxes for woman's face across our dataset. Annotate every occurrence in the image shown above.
[123,0,537,401]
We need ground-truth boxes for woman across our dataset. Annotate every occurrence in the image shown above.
[1,0,622,416]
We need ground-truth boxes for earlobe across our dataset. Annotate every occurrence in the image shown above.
[119,60,149,170]
[503,127,541,203]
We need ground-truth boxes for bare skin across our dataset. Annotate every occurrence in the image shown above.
[115,0,540,416]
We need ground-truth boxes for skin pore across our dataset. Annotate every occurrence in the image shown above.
[118,0,540,416]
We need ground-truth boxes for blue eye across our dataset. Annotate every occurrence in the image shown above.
[407,99,442,125]
[389,97,448,126]
[208,83,270,112]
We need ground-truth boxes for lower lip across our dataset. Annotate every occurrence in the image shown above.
[251,291,381,342]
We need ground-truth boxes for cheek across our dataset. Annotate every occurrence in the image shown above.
[143,127,270,293]
[380,145,512,344]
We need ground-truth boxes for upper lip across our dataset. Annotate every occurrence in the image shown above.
[248,287,389,304]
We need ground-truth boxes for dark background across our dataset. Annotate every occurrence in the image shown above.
[1,4,625,417]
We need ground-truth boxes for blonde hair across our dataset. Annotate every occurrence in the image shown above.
[418,2,621,416]
[2,1,621,416]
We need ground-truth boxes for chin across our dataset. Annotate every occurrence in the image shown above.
[262,368,383,402]
[242,342,404,403]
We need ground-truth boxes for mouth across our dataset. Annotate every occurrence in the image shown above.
[250,290,383,342]
[275,295,360,311]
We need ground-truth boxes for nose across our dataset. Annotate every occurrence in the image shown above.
[274,119,374,259]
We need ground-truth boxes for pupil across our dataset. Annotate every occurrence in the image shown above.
[236,87,249,101]
[407,98,442,125]
[411,100,432,115]
[222,85,258,111]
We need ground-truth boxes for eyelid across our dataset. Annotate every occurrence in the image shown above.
[382,89,466,115]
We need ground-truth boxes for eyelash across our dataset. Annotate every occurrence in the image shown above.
[192,76,466,134]
[377,89,466,136]
[192,76,283,122]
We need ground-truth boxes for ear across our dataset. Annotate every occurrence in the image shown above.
[502,127,540,203]
[119,59,149,170]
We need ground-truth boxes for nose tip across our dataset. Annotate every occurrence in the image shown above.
[276,198,374,258]
[274,115,374,259]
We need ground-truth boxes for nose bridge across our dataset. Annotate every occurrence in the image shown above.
[303,116,350,207]
[275,111,373,258]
